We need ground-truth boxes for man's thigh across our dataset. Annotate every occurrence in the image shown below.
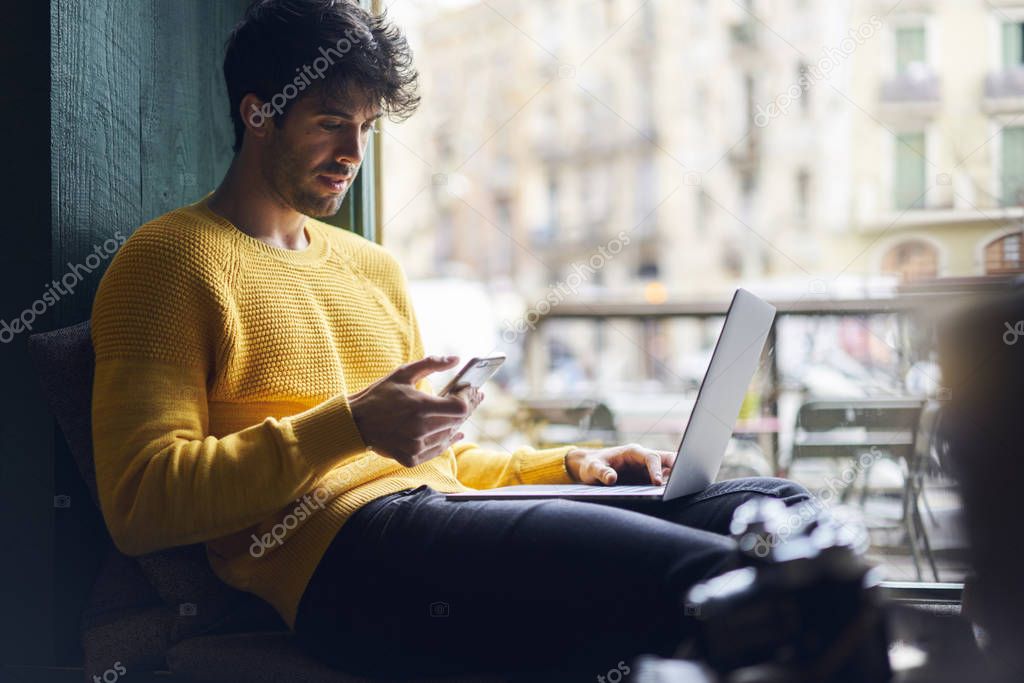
[617,477,813,535]
[297,485,738,676]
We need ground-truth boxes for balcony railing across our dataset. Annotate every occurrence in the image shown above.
[880,69,941,104]
[985,67,1024,107]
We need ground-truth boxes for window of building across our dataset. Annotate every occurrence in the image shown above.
[695,189,710,237]
[984,231,1024,274]
[881,240,939,281]
[1002,21,1024,67]
[743,74,756,134]
[797,62,811,115]
[796,169,811,224]
[530,173,559,244]
[634,157,656,234]
[894,132,927,210]
[637,260,659,279]
[1002,126,1024,206]
[895,26,926,74]
[731,1,756,46]
[582,164,610,228]
[434,208,454,271]
[493,197,513,276]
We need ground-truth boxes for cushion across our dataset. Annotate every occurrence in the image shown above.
[27,320,101,506]
[80,547,172,677]
[135,545,286,642]
[28,322,287,643]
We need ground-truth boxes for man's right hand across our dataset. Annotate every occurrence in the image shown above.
[348,355,475,468]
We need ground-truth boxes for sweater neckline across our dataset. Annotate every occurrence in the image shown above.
[191,194,331,267]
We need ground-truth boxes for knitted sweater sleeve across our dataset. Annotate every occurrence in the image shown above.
[90,230,366,556]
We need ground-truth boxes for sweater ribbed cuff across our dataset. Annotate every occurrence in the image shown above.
[519,445,577,485]
[288,393,367,470]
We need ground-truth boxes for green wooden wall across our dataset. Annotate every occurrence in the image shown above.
[4,0,250,668]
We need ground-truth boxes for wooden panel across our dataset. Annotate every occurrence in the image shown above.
[51,0,144,328]
[141,0,240,220]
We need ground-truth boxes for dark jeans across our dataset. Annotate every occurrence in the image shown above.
[295,477,810,680]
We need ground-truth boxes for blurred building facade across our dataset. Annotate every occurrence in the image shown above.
[383,0,1024,286]
[379,0,1024,390]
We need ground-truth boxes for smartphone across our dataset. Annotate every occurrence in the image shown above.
[438,353,507,397]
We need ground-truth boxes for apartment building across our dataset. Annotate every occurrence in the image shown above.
[379,0,1022,390]
[847,0,1024,280]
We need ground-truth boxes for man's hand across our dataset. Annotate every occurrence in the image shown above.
[564,443,676,486]
[349,356,481,468]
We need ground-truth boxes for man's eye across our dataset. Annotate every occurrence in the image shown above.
[321,121,343,131]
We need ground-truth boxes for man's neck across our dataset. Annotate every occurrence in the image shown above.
[205,152,309,251]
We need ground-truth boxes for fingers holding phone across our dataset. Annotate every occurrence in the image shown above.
[348,354,503,468]
[349,355,469,468]
[435,354,505,451]
[451,385,483,411]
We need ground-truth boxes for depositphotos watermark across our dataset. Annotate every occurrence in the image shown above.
[249,489,331,558]
[1,231,126,344]
[1003,320,1024,346]
[596,660,631,683]
[501,231,632,343]
[741,446,883,558]
[92,660,127,683]
[247,455,385,557]
[247,28,365,128]
[754,15,882,128]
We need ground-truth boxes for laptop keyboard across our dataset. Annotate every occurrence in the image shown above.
[554,485,666,495]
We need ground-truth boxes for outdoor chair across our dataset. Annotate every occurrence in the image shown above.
[789,397,943,580]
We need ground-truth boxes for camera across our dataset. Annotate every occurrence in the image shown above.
[658,498,891,683]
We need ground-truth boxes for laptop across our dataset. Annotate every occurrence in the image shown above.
[444,288,777,503]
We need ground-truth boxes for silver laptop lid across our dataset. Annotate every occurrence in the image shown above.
[664,289,777,501]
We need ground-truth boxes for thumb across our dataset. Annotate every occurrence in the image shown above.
[598,465,617,486]
[392,355,459,385]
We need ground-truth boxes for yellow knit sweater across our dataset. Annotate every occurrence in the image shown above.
[90,196,576,629]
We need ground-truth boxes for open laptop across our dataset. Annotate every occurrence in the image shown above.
[444,288,777,503]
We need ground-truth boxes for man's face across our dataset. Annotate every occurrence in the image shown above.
[260,87,382,218]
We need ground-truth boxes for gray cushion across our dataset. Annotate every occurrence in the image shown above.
[28,320,101,505]
[80,547,172,677]
[28,322,285,643]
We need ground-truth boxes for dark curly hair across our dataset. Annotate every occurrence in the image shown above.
[223,0,420,153]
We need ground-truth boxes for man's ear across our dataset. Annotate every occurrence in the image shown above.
[240,93,272,143]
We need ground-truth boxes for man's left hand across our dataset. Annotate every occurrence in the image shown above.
[564,443,676,486]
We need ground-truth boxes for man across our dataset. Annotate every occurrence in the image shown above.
[90,0,809,678]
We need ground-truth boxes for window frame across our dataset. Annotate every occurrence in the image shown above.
[321,0,384,244]
[892,131,928,211]
[1000,125,1024,207]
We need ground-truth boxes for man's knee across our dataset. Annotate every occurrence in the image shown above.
[727,476,813,505]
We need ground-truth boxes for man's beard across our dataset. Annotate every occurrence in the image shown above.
[263,140,351,218]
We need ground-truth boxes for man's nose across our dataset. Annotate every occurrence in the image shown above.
[333,130,364,166]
